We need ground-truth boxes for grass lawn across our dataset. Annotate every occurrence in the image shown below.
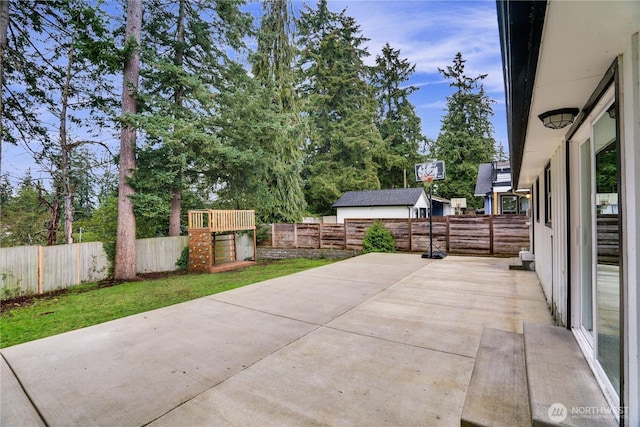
[0,258,338,349]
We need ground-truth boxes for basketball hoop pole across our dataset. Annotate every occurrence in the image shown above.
[429,178,433,257]
[416,160,446,259]
[420,175,439,259]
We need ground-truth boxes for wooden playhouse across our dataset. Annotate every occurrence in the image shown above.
[187,210,257,272]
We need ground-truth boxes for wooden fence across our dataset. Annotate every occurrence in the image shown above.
[260,215,530,256]
[597,214,620,265]
[1,236,188,300]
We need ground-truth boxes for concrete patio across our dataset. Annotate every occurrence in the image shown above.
[1,253,553,426]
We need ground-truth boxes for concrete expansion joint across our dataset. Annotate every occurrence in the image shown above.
[299,272,394,286]
[323,325,475,360]
[1,353,49,427]
[207,298,321,327]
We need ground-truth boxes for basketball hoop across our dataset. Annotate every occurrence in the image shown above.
[421,175,435,184]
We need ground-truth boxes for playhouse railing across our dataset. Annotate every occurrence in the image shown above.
[188,210,255,233]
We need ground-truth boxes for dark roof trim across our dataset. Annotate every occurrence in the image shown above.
[496,0,547,190]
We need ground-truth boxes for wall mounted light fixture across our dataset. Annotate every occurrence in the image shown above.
[538,108,579,129]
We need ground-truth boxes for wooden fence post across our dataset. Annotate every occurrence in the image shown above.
[343,219,348,249]
[38,245,44,295]
[446,216,450,253]
[294,223,298,248]
[77,244,82,286]
[271,223,275,247]
[489,215,494,255]
[408,218,413,252]
[318,223,322,249]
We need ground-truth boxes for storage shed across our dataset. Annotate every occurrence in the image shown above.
[332,188,451,224]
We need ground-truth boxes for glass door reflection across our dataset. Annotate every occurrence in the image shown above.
[594,107,620,397]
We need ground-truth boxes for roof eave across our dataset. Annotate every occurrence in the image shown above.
[496,0,547,190]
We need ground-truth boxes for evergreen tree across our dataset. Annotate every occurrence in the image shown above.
[0,173,50,247]
[114,0,142,280]
[135,0,252,235]
[432,52,496,209]
[372,43,425,188]
[297,0,383,215]
[211,63,278,223]
[251,0,307,223]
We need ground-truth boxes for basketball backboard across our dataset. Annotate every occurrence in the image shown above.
[415,160,445,182]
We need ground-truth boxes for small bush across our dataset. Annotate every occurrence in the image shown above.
[102,241,116,277]
[362,221,396,254]
[256,224,270,244]
[176,246,189,270]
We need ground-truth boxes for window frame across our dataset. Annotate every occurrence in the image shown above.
[544,163,552,227]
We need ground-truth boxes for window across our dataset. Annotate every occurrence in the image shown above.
[500,195,518,214]
[544,163,551,226]
[519,196,530,216]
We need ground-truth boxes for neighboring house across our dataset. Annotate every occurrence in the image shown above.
[498,1,638,424]
[474,161,529,214]
[331,188,451,224]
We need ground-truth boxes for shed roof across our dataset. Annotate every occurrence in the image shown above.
[332,188,427,208]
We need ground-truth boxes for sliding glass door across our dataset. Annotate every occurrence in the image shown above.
[593,106,620,397]
[572,90,621,403]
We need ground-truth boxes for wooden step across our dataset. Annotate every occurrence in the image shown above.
[461,328,531,427]
[523,322,618,426]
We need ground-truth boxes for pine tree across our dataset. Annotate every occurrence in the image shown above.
[135,0,252,235]
[251,0,307,223]
[372,43,426,188]
[210,63,279,222]
[432,52,496,209]
[298,0,383,215]
[0,173,50,247]
[114,0,142,280]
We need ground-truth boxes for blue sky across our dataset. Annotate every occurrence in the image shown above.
[320,0,507,146]
[2,0,506,188]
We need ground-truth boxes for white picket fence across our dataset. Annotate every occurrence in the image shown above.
[0,236,188,300]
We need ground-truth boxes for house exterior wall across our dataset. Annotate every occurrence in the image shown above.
[620,32,639,427]
[336,206,414,223]
[531,33,639,424]
[532,145,568,324]
[335,193,430,224]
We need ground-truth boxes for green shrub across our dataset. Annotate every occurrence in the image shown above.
[102,241,116,277]
[256,224,270,244]
[176,246,189,270]
[362,221,396,254]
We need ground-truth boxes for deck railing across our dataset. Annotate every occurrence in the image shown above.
[188,210,255,232]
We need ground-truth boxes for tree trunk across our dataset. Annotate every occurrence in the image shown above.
[168,0,185,237]
[61,40,74,244]
[168,187,181,236]
[40,184,61,246]
[114,0,142,280]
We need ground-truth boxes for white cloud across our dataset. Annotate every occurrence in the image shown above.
[317,0,508,142]
[323,0,504,93]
